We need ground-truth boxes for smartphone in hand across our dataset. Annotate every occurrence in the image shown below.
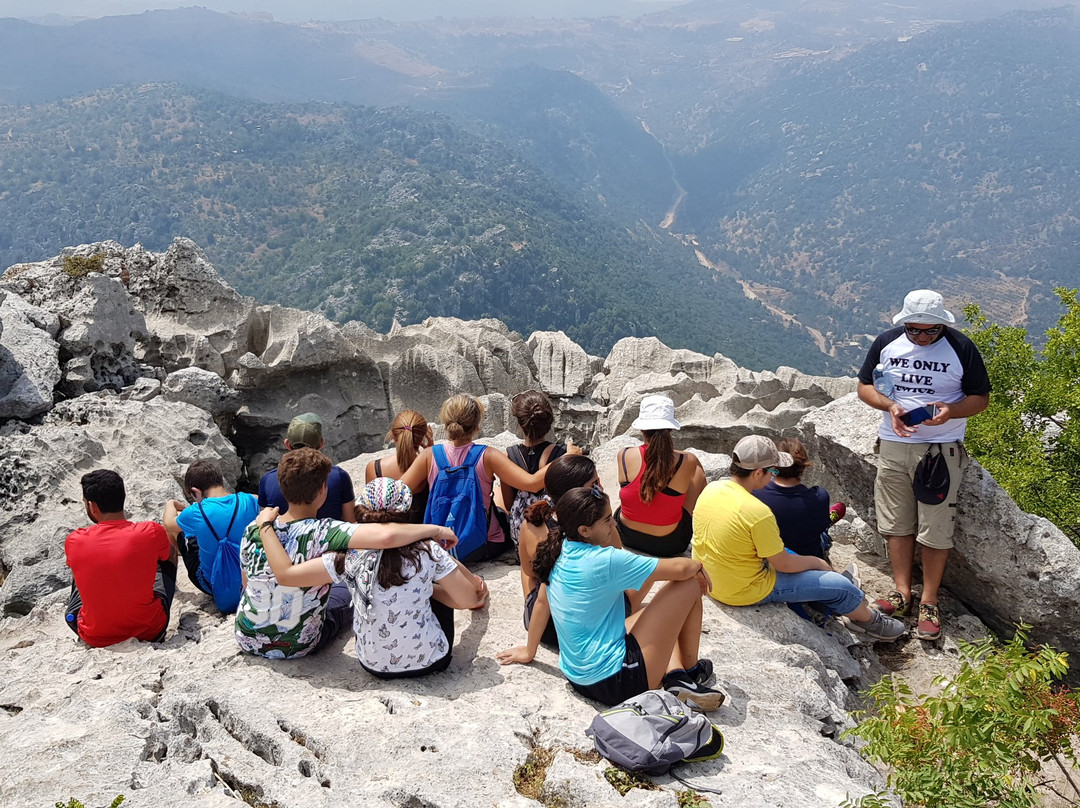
[900,404,938,426]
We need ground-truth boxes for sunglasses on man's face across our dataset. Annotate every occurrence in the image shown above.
[905,325,944,336]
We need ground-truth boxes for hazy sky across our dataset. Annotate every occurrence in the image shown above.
[3,0,682,22]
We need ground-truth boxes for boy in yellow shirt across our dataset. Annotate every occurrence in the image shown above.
[692,436,905,641]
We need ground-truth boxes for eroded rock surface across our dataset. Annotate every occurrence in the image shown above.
[0,393,240,617]
[3,238,1078,807]
[0,564,885,808]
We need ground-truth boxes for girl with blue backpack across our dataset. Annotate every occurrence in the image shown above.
[496,486,724,711]
[400,394,578,566]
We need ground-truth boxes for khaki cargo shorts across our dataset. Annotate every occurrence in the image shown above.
[874,438,968,550]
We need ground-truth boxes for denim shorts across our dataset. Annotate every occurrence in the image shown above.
[759,570,865,616]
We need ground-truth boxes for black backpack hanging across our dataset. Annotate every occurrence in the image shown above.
[912,443,951,505]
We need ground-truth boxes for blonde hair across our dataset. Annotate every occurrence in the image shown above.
[440,394,485,442]
[387,410,430,473]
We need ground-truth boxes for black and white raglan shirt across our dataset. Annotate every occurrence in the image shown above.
[857,326,992,445]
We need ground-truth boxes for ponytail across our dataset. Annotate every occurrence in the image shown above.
[640,429,676,503]
[532,486,609,583]
[388,409,430,473]
[531,521,563,584]
[524,498,555,527]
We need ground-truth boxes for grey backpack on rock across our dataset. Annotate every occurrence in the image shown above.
[585,689,724,776]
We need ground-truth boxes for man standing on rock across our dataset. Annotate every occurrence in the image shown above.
[692,435,905,642]
[65,469,178,646]
[857,289,991,640]
[258,412,356,522]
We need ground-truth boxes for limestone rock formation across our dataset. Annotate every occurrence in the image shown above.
[527,330,600,397]
[0,562,886,808]
[162,367,236,418]
[0,289,61,420]
[0,393,240,618]
[3,237,1078,807]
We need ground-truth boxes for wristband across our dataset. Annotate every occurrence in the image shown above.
[259,520,276,530]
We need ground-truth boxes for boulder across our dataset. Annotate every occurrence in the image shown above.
[2,251,149,397]
[0,290,61,420]
[162,367,236,417]
[596,337,735,405]
[0,392,240,617]
[527,330,598,398]
[350,317,537,407]
[121,377,164,403]
[126,238,258,377]
[774,365,857,402]
[386,343,484,423]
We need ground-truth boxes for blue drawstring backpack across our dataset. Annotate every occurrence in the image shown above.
[424,444,491,561]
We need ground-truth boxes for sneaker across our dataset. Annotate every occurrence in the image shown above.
[872,590,910,617]
[684,659,714,686]
[843,610,907,642]
[662,671,726,712]
[829,502,847,524]
[684,724,726,763]
[916,602,941,640]
[841,562,862,591]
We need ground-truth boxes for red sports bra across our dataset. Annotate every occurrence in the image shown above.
[618,446,687,526]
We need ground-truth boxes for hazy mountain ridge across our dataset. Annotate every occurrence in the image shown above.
[1,2,1076,372]
[0,84,832,371]
[674,7,1080,360]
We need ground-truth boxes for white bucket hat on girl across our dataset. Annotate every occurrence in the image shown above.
[892,290,956,326]
[631,395,681,432]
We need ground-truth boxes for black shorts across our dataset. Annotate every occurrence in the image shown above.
[569,633,649,706]
[615,508,693,558]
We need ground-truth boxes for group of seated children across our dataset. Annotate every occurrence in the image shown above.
[63,390,902,713]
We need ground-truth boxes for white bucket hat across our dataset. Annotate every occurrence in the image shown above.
[892,290,956,326]
[631,395,681,432]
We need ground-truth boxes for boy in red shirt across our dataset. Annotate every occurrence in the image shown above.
[64,469,178,647]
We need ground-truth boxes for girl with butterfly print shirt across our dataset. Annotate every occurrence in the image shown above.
[256,477,485,678]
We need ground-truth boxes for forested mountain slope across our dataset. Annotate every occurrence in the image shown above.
[675,8,1080,361]
[0,85,831,370]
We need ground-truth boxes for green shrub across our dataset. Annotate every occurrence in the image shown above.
[55,797,124,808]
[842,627,1080,808]
[61,254,105,279]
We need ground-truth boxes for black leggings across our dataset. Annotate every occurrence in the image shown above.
[615,508,693,557]
[360,598,455,679]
